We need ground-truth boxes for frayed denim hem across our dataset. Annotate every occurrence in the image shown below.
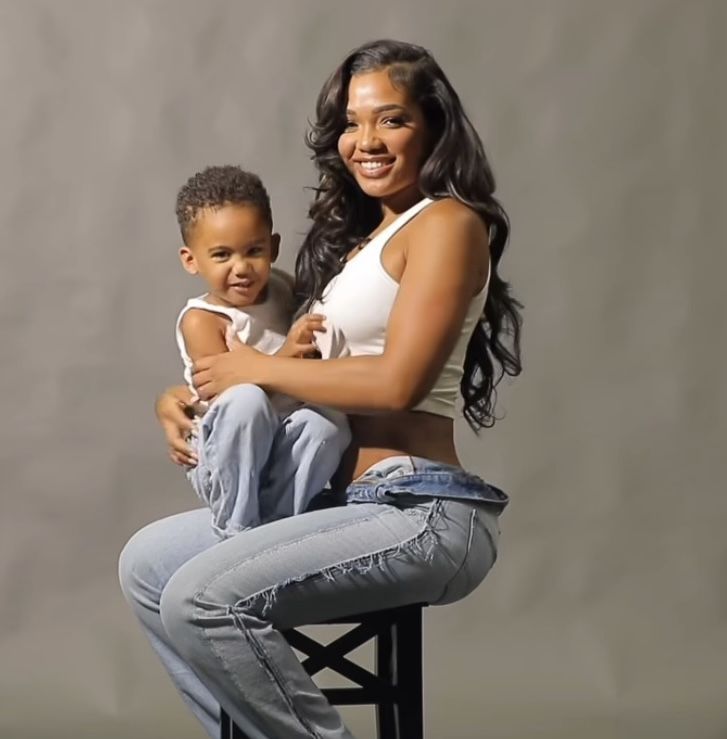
[229,500,442,618]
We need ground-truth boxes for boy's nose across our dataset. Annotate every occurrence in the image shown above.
[232,259,251,275]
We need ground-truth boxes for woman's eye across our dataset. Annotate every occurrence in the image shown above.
[382,117,404,127]
[343,120,357,131]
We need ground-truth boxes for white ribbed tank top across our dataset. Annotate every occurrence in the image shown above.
[311,198,490,418]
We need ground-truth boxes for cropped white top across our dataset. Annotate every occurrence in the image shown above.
[311,198,490,419]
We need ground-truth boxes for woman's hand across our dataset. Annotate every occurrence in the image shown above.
[155,386,197,467]
[192,344,269,401]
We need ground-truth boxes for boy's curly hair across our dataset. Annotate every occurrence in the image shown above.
[175,165,272,243]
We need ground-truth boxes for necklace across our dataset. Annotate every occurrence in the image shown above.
[343,236,372,263]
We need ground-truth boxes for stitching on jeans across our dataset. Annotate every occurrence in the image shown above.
[437,506,499,603]
[232,499,443,616]
[231,610,323,738]
[192,508,395,605]
[194,503,437,739]
[208,500,443,736]
[197,607,321,739]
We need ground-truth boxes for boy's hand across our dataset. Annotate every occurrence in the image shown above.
[277,313,326,358]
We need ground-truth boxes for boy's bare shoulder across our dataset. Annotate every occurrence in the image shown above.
[179,307,229,337]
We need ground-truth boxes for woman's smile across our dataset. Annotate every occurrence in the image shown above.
[338,69,429,209]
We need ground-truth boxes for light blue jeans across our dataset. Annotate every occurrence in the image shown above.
[187,384,351,539]
[118,455,508,739]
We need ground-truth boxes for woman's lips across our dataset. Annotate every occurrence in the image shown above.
[354,159,395,178]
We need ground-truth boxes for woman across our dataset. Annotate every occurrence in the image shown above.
[119,39,522,739]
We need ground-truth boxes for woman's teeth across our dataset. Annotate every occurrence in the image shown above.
[360,161,389,170]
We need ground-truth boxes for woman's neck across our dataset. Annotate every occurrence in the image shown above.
[378,186,425,224]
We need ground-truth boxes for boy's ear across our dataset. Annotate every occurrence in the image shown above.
[270,233,281,262]
[179,246,199,275]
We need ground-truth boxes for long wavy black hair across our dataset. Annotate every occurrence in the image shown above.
[295,39,522,430]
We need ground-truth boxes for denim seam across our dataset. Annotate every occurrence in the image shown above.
[189,605,321,739]
[192,502,440,739]
[231,499,443,616]
[227,610,323,738]
[437,509,478,602]
[191,508,396,609]
[478,510,499,566]
[350,471,481,489]
[201,411,232,535]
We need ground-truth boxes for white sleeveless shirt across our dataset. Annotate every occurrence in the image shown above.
[311,198,490,419]
[175,270,295,394]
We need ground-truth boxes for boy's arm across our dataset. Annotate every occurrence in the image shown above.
[179,309,230,361]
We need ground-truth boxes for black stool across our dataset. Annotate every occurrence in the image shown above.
[220,603,425,739]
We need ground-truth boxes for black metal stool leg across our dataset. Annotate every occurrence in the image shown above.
[219,707,230,739]
[220,707,253,739]
[376,619,397,739]
[220,605,425,739]
[394,606,424,739]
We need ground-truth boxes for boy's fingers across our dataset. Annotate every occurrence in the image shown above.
[295,342,318,356]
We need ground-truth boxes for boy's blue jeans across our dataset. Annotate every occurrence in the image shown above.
[119,455,507,739]
[187,384,351,539]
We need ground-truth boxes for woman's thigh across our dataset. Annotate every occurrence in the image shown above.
[118,507,219,605]
[161,498,499,629]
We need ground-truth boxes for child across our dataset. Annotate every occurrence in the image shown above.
[174,165,350,539]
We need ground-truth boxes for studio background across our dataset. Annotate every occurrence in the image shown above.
[1,1,725,737]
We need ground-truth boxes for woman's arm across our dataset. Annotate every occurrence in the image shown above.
[156,384,197,466]
[193,202,489,411]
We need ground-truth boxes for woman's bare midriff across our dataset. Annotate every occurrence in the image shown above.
[332,410,460,488]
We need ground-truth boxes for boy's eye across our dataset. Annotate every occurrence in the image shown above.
[248,247,265,256]
[211,251,229,260]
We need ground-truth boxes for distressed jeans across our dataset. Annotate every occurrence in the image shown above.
[118,456,508,739]
[187,383,351,539]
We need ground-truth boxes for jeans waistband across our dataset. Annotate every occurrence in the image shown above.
[345,455,509,510]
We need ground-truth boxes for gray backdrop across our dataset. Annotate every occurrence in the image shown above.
[1,1,725,737]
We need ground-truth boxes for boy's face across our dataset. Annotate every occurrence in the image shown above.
[179,204,279,308]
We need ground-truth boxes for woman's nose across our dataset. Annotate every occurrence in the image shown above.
[357,124,384,152]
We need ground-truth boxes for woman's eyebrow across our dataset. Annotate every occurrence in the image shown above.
[345,104,408,116]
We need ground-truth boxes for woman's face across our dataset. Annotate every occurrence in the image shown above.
[337,68,430,208]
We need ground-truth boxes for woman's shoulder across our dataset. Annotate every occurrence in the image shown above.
[410,197,489,245]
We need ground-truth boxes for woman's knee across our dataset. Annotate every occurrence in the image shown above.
[118,524,164,609]
[118,510,216,610]
[158,564,204,655]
